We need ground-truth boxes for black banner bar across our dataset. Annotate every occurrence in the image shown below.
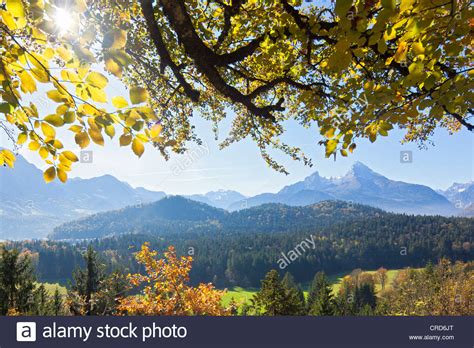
[0,316,472,348]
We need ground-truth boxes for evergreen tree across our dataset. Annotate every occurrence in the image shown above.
[31,284,51,315]
[251,270,303,316]
[281,272,305,315]
[307,271,326,312]
[96,270,129,315]
[51,288,63,316]
[355,283,377,313]
[307,272,334,316]
[0,247,36,315]
[69,246,105,315]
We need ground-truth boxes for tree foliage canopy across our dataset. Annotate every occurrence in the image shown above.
[1,0,472,178]
[118,243,228,315]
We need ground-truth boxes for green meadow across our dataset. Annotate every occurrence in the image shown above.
[35,282,68,296]
[221,268,419,307]
[39,268,418,307]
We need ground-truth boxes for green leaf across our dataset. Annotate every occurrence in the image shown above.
[0,103,14,114]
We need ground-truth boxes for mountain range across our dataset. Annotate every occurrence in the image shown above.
[437,182,474,212]
[228,162,467,216]
[0,155,165,239]
[0,155,472,239]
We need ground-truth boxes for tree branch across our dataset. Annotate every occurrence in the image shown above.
[139,0,200,102]
[157,0,283,120]
[443,106,474,131]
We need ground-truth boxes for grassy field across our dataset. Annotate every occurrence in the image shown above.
[37,268,417,307]
[330,269,402,294]
[221,267,419,306]
[35,282,68,296]
[221,287,258,307]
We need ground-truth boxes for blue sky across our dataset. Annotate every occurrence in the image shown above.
[1,72,472,196]
[2,113,472,196]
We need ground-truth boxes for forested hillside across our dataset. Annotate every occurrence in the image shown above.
[8,201,473,287]
[50,197,386,239]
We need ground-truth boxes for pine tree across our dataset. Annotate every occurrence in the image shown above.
[308,272,334,316]
[51,288,63,316]
[281,272,306,315]
[355,283,377,314]
[307,271,325,311]
[0,247,36,315]
[97,270,129,315]
[252,270,304,316]
[31,284,51,315]
[69,245,104,315]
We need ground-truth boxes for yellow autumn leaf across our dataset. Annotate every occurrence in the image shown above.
[19,70,37,93]
[39,147,49,159]
[132,137,145,157]
[41,122,56,138]
[46,90,65,103]
[105,125,115,138]
[1,10,17,30]
[103,29,127,49]
[149,124,163,140]
[325,139,338,157]
[0,149,16,168]
[411,42,425,55]
[89,128,105,146]
[119,133,132,146]
[28,141,41,151]
[105,57,122,78]
[112,96,129,108]
[17,133,27,145]
[393,42,408,63]
[6,0,24,18]
[75,131,90,149]
[44,114,65,127]
[57,168,68,183]
[43,166,56,183]
[62,151,79,162]
[89,86,107,103]
[86,72,108,89]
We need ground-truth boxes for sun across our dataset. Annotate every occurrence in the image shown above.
[53,8,73,35]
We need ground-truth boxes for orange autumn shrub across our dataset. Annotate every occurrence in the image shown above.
[118,243,229,316]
